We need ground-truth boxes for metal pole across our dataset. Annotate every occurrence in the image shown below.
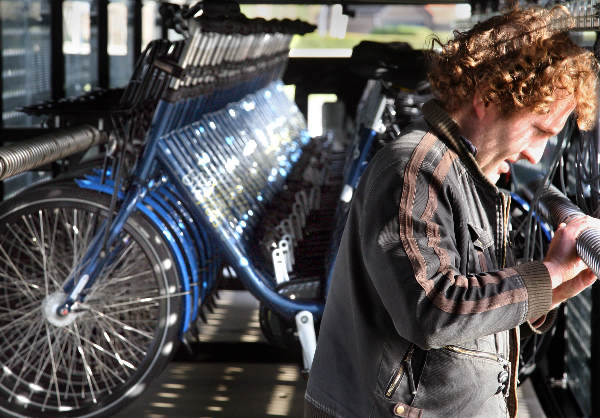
[51,0,65,100]
[98,0,109,88]
[133,0,142,66]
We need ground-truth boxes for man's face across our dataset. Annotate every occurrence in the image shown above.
[474,98,575,184]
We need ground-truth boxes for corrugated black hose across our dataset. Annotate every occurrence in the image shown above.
[537,183,600,277]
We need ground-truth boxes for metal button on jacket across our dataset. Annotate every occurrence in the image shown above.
[394,404,405,416]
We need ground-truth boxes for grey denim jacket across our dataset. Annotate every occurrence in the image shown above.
[304,101,553,418]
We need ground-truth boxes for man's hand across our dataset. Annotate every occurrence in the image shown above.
[543,216,600,310]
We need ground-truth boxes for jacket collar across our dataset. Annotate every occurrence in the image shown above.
[421,99,498,194]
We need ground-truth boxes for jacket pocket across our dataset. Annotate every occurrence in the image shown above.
[384,344,415,399]
[409,346,509,417]
[467,222,494,273]
[467,223,494,251]
[373,343,426,417]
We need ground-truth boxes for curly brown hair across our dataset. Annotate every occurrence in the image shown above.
[428,6,599,130]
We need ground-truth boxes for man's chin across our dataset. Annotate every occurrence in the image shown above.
[488,174,501,184]
[485,164,510,184]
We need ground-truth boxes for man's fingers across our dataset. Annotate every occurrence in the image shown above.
[570,215,600,240]
[545,215,600,287]
[551,269,597,310]
[569,259,589,280]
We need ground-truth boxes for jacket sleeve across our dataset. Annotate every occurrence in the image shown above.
[358,150,552,350]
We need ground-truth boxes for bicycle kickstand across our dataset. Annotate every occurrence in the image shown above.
[295,310,318,375]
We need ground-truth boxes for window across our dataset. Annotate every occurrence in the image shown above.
[240,4,471,58]
[142,0,161,51]
[108,0,134,88]
[1,0,51,126]
[63,0,98,96]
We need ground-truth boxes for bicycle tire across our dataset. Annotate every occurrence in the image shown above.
[0,186,182,417]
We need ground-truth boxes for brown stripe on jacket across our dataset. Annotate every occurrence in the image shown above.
[430,286,527,314]
[423,149,456,281]
[398,133,437,294]
[478,250,488,272]
[398,133,527,314]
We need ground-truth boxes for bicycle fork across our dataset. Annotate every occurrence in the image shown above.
[51,182,150,319]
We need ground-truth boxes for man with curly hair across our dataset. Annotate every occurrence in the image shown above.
[305,6,600,418]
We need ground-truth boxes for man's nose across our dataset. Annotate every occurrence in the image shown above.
[521,140,548,164]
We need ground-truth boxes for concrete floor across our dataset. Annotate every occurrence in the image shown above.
[113,290,546,418]
[114,290,306,418]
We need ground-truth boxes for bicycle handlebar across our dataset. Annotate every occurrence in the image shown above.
[537,183,600,277]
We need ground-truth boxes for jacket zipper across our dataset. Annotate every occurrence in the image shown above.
[444,345,510,366]
[385,345,415,399]
[500,192,511,268]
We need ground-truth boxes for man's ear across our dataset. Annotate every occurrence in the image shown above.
[472,93,487,120]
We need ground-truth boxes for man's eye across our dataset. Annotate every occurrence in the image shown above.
[535,127,549,135]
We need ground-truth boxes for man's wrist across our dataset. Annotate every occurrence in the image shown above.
[515,261,553,321]
[543,261,563,289]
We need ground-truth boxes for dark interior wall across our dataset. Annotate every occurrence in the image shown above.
[283,58,368,120]
[283,49,427,121]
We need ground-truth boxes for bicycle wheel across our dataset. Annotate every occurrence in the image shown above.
[0,186,182,417]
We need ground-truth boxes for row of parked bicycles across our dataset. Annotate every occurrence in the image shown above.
[1,0,600,416]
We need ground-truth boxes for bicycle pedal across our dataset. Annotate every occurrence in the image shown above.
[205,298,215,313]
[180,339,195,357]
[198,309,208,323]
